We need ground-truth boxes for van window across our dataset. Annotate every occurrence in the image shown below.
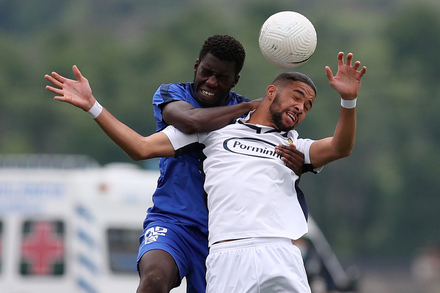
[107,228,142,274]
[20,220,65,276]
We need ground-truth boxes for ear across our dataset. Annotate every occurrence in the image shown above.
[266,85,277,101]
[231,74,241,88]
[194,59,200,73]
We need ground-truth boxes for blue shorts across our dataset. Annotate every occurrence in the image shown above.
[137,221,208,293]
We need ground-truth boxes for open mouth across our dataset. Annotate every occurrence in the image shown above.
[201,90,214,97]
[286,112,296,123]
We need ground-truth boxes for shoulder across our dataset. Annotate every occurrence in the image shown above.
[157,82,192,96]
[154,82,194,104]
[229,90,250,103]
[287,129,299,141]
[288,130,316,152]
[291,131,314,149]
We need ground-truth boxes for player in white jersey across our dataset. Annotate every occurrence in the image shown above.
[162,117,318,247]
[45,51,366,292]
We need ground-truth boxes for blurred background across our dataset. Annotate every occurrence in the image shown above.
[1,0,439,292]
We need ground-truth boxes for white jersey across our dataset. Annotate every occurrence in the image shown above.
[163,117,319,247]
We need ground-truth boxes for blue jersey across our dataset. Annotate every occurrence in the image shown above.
[147,82,250,235]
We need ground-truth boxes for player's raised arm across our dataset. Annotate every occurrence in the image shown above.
[45,66,175,160]
[309,52,367,168]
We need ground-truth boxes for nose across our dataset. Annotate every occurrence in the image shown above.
[206,75,218,87]
[295,103,304,113]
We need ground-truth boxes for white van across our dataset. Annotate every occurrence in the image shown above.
[0,155,186,293]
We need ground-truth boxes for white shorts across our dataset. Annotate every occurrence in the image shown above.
[206,237,311,293]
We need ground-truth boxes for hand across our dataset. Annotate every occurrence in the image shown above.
[325,52,367,100]
[248,98,263,110]
[45,65,95,111]
[276,143,305,176]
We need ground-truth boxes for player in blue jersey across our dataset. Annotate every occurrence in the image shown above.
[139,35,259,293]
[45,35,305,293]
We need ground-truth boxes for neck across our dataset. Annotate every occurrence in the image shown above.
[247,100,274,128]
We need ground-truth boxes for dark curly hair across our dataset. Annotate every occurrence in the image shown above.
[198,35,246,74]
[271,72,317,95]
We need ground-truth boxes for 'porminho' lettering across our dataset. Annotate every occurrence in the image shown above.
[232,141,281,158]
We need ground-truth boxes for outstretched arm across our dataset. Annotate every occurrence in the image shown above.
[162,99,262,134]
[310,52,367,168]
[45,66,175,160]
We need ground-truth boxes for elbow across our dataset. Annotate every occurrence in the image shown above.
[128,152,144,161]
[339,149,352,159]
[337,145,354,159]
[127,150,152,161]
[129,146,165,161]
[174,121,201,134]
[178,124,199,134]
[332,138,355,159]
[170,116,205,134]
[130,154,144,161]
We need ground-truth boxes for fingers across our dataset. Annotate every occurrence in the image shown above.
[45,85,67,102]
[336,52,367,75]
[276,144,305,175]
[51,71,67,84]
[337,52,356,66]
[44,66,81,88]
[325,66,334,81]
[338,52,356,67]
[45,85,62,95]
[72,65,82,81]
[337,51,345,66]
[45,72,67,101]
[44,74,63,89]
[360,66,367,76]
[345,52,353,66]
[45,66,88,105]
[352,60,367,76]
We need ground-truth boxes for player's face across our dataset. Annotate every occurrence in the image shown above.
[193,53,240,107]
[269,81,315,131]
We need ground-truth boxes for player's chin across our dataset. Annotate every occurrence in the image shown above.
[277,122,295,132]
[285,118,299,130]
[283,116,296,129]
[197,94,223,107]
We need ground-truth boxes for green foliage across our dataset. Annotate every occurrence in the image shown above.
[1,0,439,259]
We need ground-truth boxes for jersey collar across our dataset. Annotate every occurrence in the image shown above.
[237,111,287,135]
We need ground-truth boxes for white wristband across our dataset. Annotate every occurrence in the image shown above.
[341,98,357,109]
[88,100,103,118]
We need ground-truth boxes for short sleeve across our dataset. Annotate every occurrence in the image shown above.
[295,138,323,174]
[162,125,200,153]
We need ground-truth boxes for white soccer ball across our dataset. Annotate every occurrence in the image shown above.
[259,11,317,68]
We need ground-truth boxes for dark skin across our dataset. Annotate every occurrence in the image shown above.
[44,52,305,293]
[137,250,179,292]
[162,53,257,133]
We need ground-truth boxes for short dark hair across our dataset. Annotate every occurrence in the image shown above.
[271,72,317,95]
[198,35,246,74]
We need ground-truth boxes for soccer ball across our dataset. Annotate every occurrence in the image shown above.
[259,11,317,68]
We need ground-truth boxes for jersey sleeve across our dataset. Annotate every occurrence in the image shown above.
[162,125,202,157]
[295,138,323,174]
[152,83,195,132]
[153,83,188,108]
